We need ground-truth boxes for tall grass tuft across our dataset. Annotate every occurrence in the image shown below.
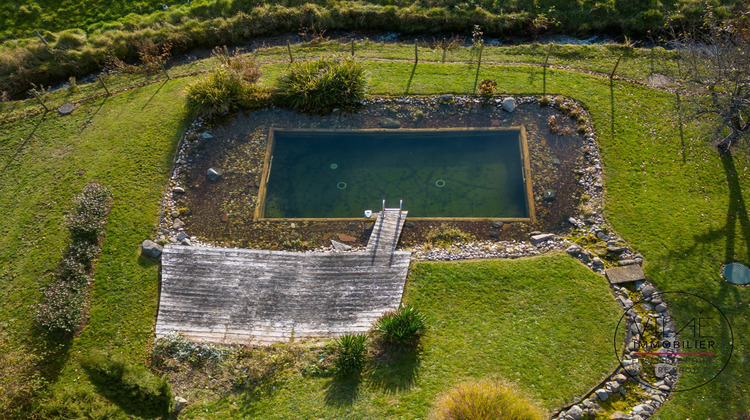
[274,57,366,114]
[373,304,426,349]
[431,380,546,420]
[333,333,368,376]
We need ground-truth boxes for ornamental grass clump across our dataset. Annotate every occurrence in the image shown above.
[186,47,269,119]
[333,333,368,376]
[35,183,112,337]
[373,304,427,350]
[274,57,366,114]
[431,380,545,420]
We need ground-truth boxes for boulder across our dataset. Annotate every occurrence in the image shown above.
[566,405,583,420]
[379,118,401,129]
[624,359,642,376]
[594,388,610,401]
[542,189,557,201]
[655,303,668,312]
[502,97,516,112]
[172,186,185,194]
[207,167,223,182]
[174,396,187,414]
[654,363,675,378]
[641,284,655,297]
[172,218,186,229]
[337,233,357,242]
[57,104,74,115]
[201,132,214,140]
[566,244,582,256]
[610,413,632,420]
[330,240,352,251]
[530,233,554,246]
[141,240,163,259]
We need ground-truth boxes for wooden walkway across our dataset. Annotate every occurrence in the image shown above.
[156,212,411,345]
[366,209,409,263]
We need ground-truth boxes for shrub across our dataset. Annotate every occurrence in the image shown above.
[34,281,85,335]
[478,79,497,100]
[373,304,426,349]
[431,380,545,420]
[54,30,87,50]
[81,351,173,417]
[58,257,89,288]
[65,183,113,243]
[333,334,368,376]
[213,46,262,84]
[153,331,230,367]
[35,388,119,420]
[274,57,366,113]
[186,66,245,118]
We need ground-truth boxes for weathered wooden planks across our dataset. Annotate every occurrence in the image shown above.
[156,245,411,345]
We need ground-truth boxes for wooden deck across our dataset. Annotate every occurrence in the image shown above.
[156,216,411,344]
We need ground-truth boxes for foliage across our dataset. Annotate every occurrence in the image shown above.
[373,305,427,349]
[81,350,173,417]
[35,183,112,336]
[670,5,750,152]
[153,331,230,367]
[425,224,475,247]
[431,380,545,420]
[186,58,269,119]
[274,57,366,114]
[332,334,368,376]
[65,183,114,244]
[478,79,497,100]
[212,46,263,84]
[0,334,45,417]
[35,388,119,420]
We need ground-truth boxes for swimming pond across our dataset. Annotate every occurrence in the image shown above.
[257,128,534,220]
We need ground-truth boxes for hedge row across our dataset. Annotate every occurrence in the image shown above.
[34,183,113,337]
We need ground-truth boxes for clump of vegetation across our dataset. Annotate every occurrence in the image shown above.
[332,333,368,376]
[81,351,173,418]
[426,224,475,247]
[35,388,119,419]
[539,95,551,106]
[274,57,366,114]
[153,331,230,367]
[0,334,46,416]
[431,380,545,420]
[186,47,269,119]
[547,115,574,136]
[478,79,498,101]
[372,305,426,350]
[35,183,112,336]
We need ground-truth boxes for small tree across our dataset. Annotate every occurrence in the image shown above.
[671,6,750,152]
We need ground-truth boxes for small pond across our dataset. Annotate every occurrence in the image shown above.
[260,128,532,219]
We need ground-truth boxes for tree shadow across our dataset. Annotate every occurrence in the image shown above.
[674,91,687,163]
[405,62,417,95]
[141,79,169,111]
[2,112,46,172]
[609,79,616,138]
[368,347,420,393]
[78,96,108,134]
[324,374,360,407]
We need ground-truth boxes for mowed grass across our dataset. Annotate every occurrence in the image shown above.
[178,255,621,418]
[0,79,191,415]
[0,43,748,418]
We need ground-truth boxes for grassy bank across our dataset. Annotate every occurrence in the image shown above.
[178,255,621,418]
[0,43,748,418]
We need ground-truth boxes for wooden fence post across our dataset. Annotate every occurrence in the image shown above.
[97,75,111,96]
[287,41,294,63]
[30,90,50,112]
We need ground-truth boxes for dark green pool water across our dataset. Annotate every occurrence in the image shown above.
[263,129,530,218]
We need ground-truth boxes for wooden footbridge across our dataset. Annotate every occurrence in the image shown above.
[155,208,410,344]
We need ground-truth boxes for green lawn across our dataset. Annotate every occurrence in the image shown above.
[179,255,621,418]
[0,43,748,419]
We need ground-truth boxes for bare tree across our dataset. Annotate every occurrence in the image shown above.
[672,6,749,152]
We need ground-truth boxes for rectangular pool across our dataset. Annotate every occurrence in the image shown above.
[256,128,534,220]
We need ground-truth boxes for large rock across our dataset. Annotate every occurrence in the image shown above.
[566,405,583,420]
[174,396,187,414]
[141,240,163,259]
[530,233,554,246]
[605,265,646,284]
[330,240,352,251]
[623,359,642,376]
[610,413,632,420]
[502,97,516,112]
[207,167,223,182]
[641,284,655,297]
[379,118,401,129]
[655,363,675,378]
[594,388,610,401]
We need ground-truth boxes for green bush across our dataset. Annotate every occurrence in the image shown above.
[274,57,366,114]
[65,183,113,243]
[34,281,85,335]
[373,304,426,349]
[426,224,475,247]
[432,380,545,420]
[53,29,87,50]
[333,334,368,376]
[81,351,173,417]
[35,388,119,420]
